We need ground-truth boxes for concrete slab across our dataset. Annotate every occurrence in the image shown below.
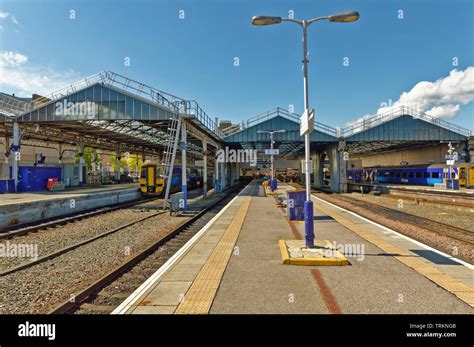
[131,305,177,314]
[178,243,216,265]
[137,281,192,306]
[162,264,204,282]
[280,239,350,266]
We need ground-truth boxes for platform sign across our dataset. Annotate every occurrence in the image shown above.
[301,159,313,174]
[445,152,458,161]
[300,108,314,136]
[446,159,455,166]
[264,149,279,156]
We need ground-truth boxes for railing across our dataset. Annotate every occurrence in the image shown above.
[342,105,472,137]
[183,100,224,138]
[11,70,223,138]
[225,106,338,137]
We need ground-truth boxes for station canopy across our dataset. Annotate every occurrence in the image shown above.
[0,72,223,158]
[1,75,471,159]
[224,107,339,159]
[341,106,472,155]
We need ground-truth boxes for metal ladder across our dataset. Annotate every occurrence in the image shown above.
[162,107,182,209]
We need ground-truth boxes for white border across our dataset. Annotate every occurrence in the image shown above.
[311,194,474,270]
[112,194,241,314]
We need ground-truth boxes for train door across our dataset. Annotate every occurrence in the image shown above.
[146,165,156,192]
[459,166,467,187]
[469,167,474,188]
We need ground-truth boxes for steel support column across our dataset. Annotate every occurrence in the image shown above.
[11,122,20,192]
[78,143,85,186]
[181,122,187,209]
[115,147,121,183]
[203,139,208,198]
[312,152,324,189]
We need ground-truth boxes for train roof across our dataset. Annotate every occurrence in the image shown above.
[364,163,468,170]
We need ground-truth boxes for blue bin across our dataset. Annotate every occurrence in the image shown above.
[7,179,15,192]
[287,189,306,221]
[270,178,278,192]
[0,180,7,194]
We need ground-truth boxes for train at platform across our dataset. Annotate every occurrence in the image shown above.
[139,162,209,195]
[347,163,474,188]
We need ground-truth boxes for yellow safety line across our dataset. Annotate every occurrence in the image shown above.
[175,196,252,314]
[314,202,474,307]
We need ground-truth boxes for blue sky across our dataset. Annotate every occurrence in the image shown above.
[0,0,473,130]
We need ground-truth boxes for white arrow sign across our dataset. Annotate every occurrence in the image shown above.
[300,108,314,136]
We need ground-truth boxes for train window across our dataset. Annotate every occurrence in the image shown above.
[416,172,422,178]
[402,172,407,178]
[409,172,414,178]
[390,172,395,177]
[432,172,440,178]
[395,172,401,177]
[423,172,430,178]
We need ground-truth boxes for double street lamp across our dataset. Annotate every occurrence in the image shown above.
[257,130,286,189]
[252,10,359,248]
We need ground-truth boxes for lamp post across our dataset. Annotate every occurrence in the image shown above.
[257,130,286,188]
[252,11,359,248]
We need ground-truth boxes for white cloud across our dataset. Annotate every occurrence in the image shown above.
[0,50,82,97]
[0,51,28,66]
[348,66,474,128]
[0,11,21,28]
[381,67,474,118]
[425,104,460,119]
[10,15,19,25]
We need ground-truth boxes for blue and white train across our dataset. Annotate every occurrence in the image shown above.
[347,164,462,186]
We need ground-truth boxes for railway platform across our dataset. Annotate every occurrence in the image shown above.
[114,181,474,314]
[0,183,141,229]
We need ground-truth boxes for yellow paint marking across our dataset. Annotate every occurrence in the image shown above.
[314,202,474,307]
[175,196,252,314]
[278,239,349,266]
[279,240,291,264]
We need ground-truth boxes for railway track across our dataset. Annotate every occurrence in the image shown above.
[347,182,474,199]
[371,192,474,208]
[322,194,473,245]
[0,196,161,240]
[48,186,241,314]
[0,208,166,276]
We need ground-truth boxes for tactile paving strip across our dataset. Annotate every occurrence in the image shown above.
[314,201,474,307]
[175,196,252,314]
